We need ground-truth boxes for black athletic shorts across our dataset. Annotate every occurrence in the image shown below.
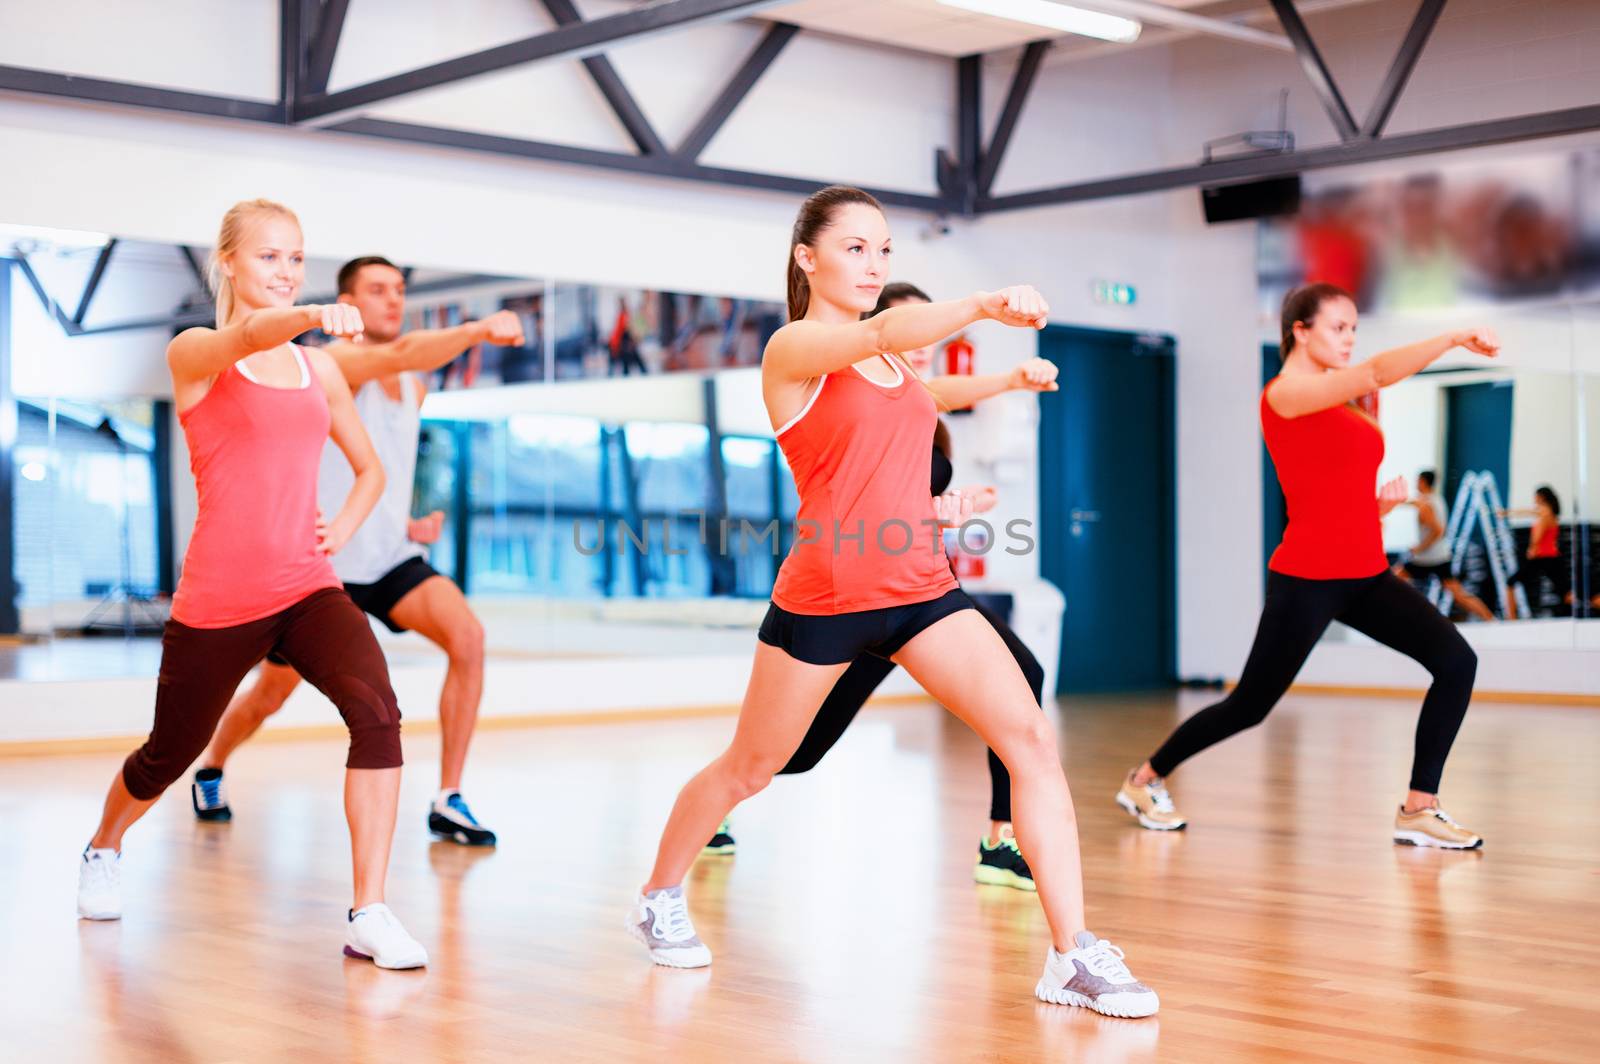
[265,556,440,665]
[1404,560,1452,582]
[757,588,975,666]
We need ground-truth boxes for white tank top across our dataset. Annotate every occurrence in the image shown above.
[1412,492,1452,565]
[318,373,426,585]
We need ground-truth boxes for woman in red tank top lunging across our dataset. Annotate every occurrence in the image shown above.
[626,187,1159,1018]
[1116,283,1499,850]
[1500,486,1569,619]
[75,200,427,969]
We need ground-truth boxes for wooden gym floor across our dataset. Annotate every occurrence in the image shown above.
[1,689,1595,1062]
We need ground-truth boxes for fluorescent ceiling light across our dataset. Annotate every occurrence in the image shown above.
[936,0,1141,43]
[0,222,112,251]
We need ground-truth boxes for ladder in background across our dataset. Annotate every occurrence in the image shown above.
[1434,471,1527,618]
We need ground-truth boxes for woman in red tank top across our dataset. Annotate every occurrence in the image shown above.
[1501,485,1570,619]
[1119,283,1500,851]
[627,187,1159,1018]
[76,200,427,969]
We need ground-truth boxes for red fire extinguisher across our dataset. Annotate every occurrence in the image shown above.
[944,335,974,376]
[952,550,986,581]
[944,335,975,413]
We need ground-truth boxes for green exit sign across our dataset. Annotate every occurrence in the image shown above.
[1092,280,1137,305]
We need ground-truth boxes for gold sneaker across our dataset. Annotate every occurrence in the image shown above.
[1393,804,1482,850]
[1115,776,1187,831]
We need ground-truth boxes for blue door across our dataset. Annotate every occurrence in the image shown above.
[1037,327,1176,692]
[1261,346,1287,575]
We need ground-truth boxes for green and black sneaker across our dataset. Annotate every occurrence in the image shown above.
[701,819,737,856]
[974,831,1035,892]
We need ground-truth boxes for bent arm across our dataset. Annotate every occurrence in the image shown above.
[312,350,385,553]
[166,306,323,385]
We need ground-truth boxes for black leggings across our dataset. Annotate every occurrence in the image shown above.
[1149,570,1476,794]
[779,599,1046,823]
[1507,556,1570,605]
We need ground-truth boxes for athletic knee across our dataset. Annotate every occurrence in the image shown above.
[446,615,485,666]
[242,685,291,724]
[1216,691,1273,730]
[1433,642,1477,686]
[998,712,1059,775]
[719,753,779,802]
[324,673,403,769]
[121,735,208,801]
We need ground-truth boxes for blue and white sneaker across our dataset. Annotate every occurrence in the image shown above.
[427,791,496,847]
[191,768,232,822]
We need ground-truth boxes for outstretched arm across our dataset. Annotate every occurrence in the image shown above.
[1267,327,1499,419]
[763,288,1049,382]
[325,310,526,390]
[927,357,1059,408]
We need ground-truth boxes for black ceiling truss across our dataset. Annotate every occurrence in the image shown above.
[677,21,798,160]
[0,0,1595,217]
[303,0,351,98]
[1360,0,1447,139]
[293,0,784,121]
[8,248,516,338]
[1268,0,1358,142]
[71,239,118,327]
[177,245,209,291]
[539,0,667,157]
[976,39,1050,199]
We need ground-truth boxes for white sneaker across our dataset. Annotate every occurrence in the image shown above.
[626,886,712,968]
[77,847,122,921]
[1035,930,1159,1018]
[344,904,428,969]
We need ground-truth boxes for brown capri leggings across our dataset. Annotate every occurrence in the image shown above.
[121,587,403,801]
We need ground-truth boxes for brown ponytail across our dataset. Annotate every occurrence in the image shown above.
[786,185,884,321]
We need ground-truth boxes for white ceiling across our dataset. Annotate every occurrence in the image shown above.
[765,0,1251,57]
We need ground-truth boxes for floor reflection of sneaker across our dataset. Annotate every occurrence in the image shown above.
[191,768,233,822]
[1035,931,1159,1018]
[974,831,1035,892]
[427,791,497,847]
[701,819,736,856]
[1393,804,1482,850]
[1115,776,1186,831]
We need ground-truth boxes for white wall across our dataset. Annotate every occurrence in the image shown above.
[5,0,1600,692]
[8,269,172,400]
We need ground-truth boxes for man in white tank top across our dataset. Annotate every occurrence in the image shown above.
[1402,469,1494,623]
[195,257,525,846]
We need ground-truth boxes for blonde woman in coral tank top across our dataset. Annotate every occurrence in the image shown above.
[626,186,1159,1019]
[75,200,427,970]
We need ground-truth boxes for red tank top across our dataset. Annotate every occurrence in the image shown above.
[171,346,341,627]
[772,355,959,615]
[1531,522,1558,558]
[1262,379,1388,580]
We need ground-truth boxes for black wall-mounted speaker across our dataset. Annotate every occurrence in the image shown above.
[1201,175,1302,223]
